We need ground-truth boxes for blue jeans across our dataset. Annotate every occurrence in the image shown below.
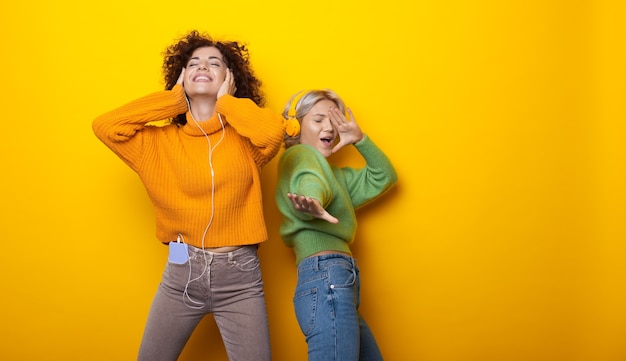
[137,244,270,361]
[294,254,383,361]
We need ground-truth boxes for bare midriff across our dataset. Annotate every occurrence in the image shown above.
[307,250,351,258]
[203,245,244,253]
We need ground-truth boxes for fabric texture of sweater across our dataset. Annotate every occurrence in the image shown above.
[93,85,284,248]
[275,135,398,265]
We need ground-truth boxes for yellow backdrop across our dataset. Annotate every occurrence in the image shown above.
[1,0,624,360]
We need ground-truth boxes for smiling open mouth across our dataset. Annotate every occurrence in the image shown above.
[193,75,211,81]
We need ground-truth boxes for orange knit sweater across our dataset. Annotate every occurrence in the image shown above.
[93,85,284,248]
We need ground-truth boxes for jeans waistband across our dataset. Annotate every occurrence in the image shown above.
[298,253,357,272]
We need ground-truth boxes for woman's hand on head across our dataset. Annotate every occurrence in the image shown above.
[329,108,364,153]
[287,193,339,224]
[176,68,185,87]
[217,69,237,99]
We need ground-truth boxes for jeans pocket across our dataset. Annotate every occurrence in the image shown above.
[328,260,357,289]
[162,262,190,293]
[232,254,260,272]
[293,287,318,336]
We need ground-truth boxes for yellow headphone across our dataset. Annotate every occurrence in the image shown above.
[284,91,307,137]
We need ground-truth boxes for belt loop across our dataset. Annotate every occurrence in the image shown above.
[314,256,319,271]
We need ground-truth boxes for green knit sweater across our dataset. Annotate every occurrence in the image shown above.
[275,135,398,265]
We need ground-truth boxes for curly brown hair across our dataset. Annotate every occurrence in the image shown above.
[162,30,265,125]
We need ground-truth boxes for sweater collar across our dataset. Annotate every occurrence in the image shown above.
[182,112,227,136]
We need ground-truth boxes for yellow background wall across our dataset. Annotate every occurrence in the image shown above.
[1,0,624,360]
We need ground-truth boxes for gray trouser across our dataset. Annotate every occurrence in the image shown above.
[137,245,271,361]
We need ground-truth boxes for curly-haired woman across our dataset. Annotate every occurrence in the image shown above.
[93,30,283,361]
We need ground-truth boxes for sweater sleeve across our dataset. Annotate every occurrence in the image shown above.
[92,85,188,171]
[278,145,335,220]
[342,135,398,209]
[216,95,284,168]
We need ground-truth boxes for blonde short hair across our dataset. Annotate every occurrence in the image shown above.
[282,89,347,149]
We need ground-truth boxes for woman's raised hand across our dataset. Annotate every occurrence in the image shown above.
[329,108,363,154]
[287,193,339,224]
[218,69,237,99]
